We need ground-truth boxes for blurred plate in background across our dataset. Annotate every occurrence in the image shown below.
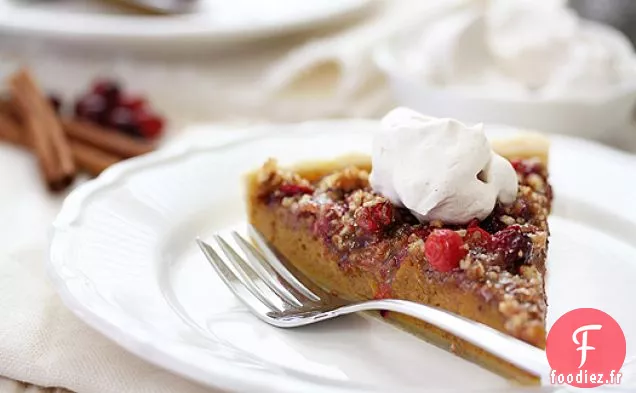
[0,0,372,46]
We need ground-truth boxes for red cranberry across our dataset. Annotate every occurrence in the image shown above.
[491,225,532,269]
[356,201,394,233]
[75,94,108,124]
[135,111,164,139]
[92,79,121,106]
[465,226,492,249]
[510,159,543,177]
[108,107,141,136]
[424,229,466,272]
[279,184,314,196]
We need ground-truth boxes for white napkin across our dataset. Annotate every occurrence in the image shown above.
[0,2,464,391]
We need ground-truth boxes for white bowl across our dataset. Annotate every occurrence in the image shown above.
[374,35,636,139]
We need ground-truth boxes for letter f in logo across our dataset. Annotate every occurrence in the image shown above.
[573,324,602,368]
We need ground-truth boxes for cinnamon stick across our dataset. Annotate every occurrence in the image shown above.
[9,69,76,191]
[0,110,23,145]
[0,97,20,121]
[63,119,155,158]
[0,107,122,177]
[69,139,121,176]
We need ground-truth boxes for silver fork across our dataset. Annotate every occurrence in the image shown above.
[196,225,551,380]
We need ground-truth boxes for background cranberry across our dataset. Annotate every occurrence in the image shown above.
[75,94,108,124]
[119,95,146,111]
[73,78,165,140]
[108,107,140,136]
[136,111,165,139]
[92,79,121,107]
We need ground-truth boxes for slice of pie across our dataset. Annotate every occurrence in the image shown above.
[245,133,551,384]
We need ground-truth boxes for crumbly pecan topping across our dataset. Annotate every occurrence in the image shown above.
[255,158,551,342]
[317,166,369,192]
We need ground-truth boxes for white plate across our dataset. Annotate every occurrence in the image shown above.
[48,120,636,392]
[0,0,371,45]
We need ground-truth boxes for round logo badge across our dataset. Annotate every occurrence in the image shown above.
[546,308,626,388]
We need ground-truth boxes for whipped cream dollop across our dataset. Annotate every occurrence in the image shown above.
[370,108,518,224]
[404,0,636,98]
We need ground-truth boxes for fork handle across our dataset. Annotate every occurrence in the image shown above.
[333,299,550,379]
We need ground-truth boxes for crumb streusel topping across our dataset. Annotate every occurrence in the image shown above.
[255,157,551,342]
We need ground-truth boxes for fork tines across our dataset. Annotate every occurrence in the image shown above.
[196,226,322,318]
